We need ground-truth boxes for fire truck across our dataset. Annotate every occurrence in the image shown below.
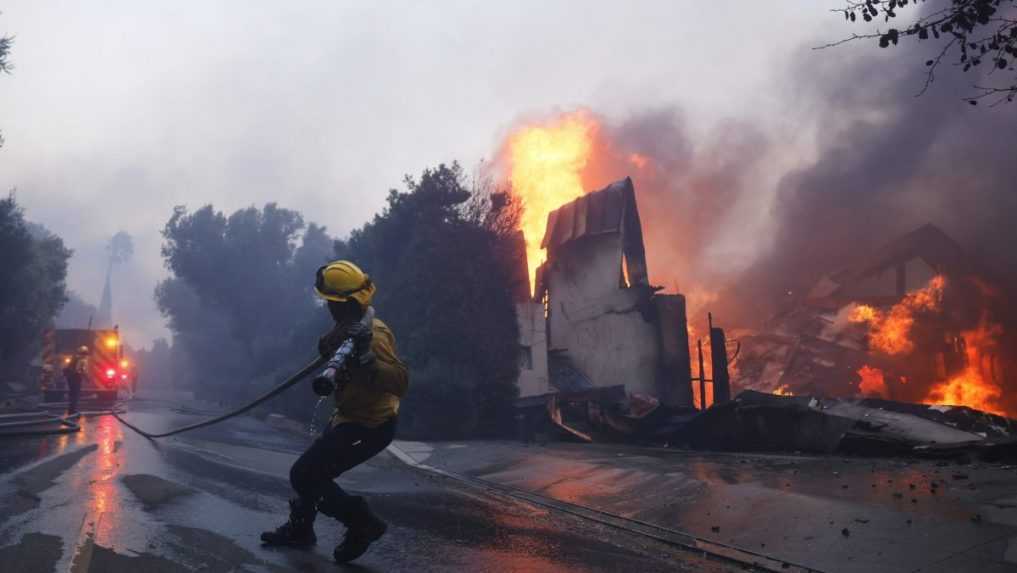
[40,327,134,403]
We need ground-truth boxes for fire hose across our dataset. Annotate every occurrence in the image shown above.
[111,308,372,440]
[110,356,327,439]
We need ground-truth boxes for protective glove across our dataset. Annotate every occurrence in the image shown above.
[344,320,376,367]
[318,328,344,359]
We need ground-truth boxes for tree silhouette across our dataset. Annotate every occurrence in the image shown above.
[0,194,71,378]
[832,0,1017,104]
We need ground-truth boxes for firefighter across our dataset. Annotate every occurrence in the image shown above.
[63,346,89,416]
[261,260,409,564]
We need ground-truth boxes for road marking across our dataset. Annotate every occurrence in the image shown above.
[68,511,103,573]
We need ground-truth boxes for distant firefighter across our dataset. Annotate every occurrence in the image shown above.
[63,345,89,415]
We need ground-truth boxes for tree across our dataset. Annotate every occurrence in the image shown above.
[1,20,10,148]
[834,0,1017,103]
[96,231,134,327]
[156,203,334,403]
[345,163,522,439]
[0,29,10,75]
[0,194,71,378]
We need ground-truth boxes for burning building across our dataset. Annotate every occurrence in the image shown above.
[500,110,1013,448]
[514,178,697,439]
[734,224,1015,418]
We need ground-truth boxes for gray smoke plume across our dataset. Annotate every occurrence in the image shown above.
[713,26,1017,325]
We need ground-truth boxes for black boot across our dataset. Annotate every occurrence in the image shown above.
[325,496,387,563]
[260,498,317,547]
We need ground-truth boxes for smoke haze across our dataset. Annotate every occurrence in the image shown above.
[2,1,1014,345]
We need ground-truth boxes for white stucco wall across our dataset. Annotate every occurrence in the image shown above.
[545,234,660,396]
[515,301,550,397]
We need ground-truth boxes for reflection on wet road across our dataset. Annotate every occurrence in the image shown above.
[0,399,733,572]
[402,441,1017,573]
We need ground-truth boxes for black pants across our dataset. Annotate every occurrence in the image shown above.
[67,377,81,414]
[289,417,396,521]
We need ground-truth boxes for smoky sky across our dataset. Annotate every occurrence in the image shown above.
[757,12,1017,316]
[5,1,1014,344]
[0,1,837,347]
[558,4,1017,327]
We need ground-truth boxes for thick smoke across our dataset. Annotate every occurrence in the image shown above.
[498,5,1017,334]
[571,108,773,316]
[753,41,1017,315]
[610,27,1017,327]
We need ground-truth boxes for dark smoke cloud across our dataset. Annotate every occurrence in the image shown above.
[568,23,1017,333]
[722,27,1017,325]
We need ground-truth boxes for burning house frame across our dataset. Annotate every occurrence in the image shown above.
[503,153,1015,453]
[510,185,1016,453]
[734,223,1014,418]
[514,178,704,440]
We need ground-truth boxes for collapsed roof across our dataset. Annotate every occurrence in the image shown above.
[534,177,649,299]
[807,224,968,306]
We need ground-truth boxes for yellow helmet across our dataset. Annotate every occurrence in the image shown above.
[314,260,376,308]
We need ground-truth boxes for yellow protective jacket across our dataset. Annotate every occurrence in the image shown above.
[328,318,409,428]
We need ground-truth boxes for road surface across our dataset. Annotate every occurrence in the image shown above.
[0,396,736,573]
[397,440,1017,572]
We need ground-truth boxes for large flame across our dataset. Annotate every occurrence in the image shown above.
[849,275,1008,417]
[926,317,1005,416]
[848,275,945,355]
[506,112,597,294]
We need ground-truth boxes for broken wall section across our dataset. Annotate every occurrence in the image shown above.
[532,178,693,408]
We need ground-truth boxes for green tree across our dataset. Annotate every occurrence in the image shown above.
[0,194,71,378]
[346,163,522,439]
[157,203,334,403]
[834,0,1017,103]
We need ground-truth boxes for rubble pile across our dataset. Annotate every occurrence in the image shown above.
[672,390,1016,460]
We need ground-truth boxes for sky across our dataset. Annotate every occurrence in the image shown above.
[0,1,848,347]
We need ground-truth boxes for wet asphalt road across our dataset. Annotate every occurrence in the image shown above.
[0,398,736,573]
[402,441,1017,573]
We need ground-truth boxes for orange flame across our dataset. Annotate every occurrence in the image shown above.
[849,276,1008,417]
[925,317,1005,416]
[857,365,889,398]
[773,384,794,396]
[506,112,597,293]
[849,304,878,323]
[848,276,945,355]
